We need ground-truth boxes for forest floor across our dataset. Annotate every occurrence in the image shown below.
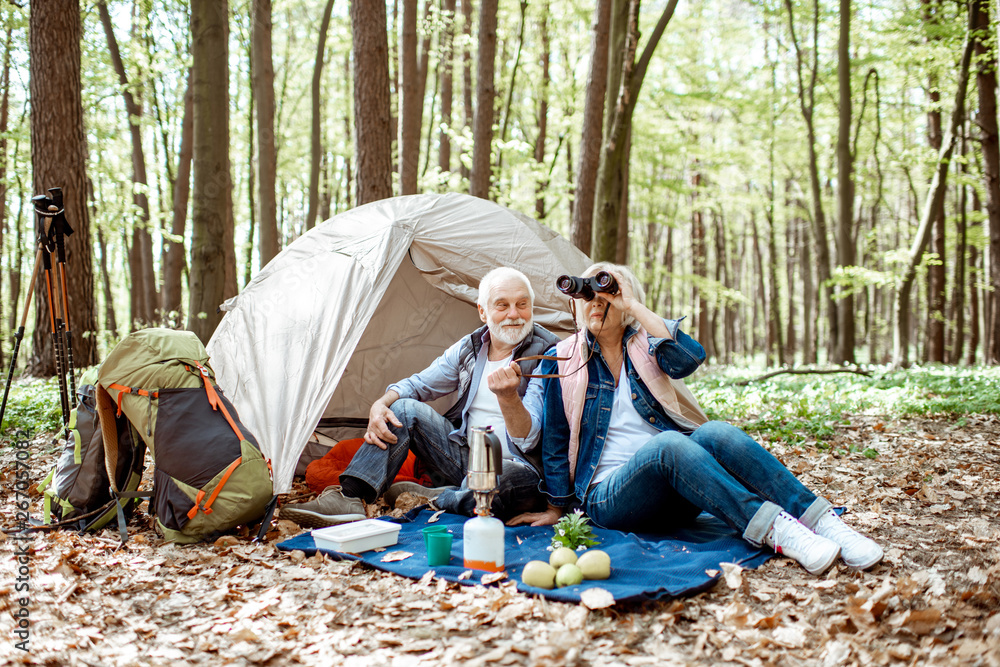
[1,412,999,666]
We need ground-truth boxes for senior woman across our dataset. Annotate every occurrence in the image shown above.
[490,263,881,575]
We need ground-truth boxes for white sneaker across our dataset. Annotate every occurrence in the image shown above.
[764,511,840,575]
[812,509,883,569]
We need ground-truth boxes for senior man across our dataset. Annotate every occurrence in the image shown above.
[283,267,558,527]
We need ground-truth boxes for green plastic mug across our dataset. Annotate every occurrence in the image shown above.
[422,526,453,566]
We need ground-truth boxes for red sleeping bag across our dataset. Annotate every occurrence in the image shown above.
[304,438,434,495]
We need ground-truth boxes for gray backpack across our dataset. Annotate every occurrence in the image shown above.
[37,369,145,531]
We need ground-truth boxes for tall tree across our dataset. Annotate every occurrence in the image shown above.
[187,0,234,343]
[438,0,456,178]
[28,0,99,373]
[571,0,610,256]
[306,0,335,230]
[974,0,1000,364]
[351,0,393,204]
[162,71,193,323]
[835,0,855,364]
[923,0,947,362]
[892,16,973,367]
[459,0,473,182]
[469,0,497,199]
[98,1,158,328]
[784,0,837,361]
[533,0,550,220]
[253,0,279,267]
[592,0,679,262]
[0,17,10,366]
[399,0,421,194]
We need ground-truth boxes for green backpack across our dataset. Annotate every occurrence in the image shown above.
[37,369,146,531]
[96,328,274,544]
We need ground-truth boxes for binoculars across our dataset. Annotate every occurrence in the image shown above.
[556,271,619,301]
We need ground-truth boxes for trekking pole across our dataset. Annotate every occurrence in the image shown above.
[33,194,71,435]
[46,188,77,403]
[0,248,44,431]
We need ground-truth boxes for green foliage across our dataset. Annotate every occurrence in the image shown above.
[690,365,1000,448]
[0,378,65,438]
[551,510,600,551]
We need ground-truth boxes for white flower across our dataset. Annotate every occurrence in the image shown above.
[576,545,587,551]
[546,545,554,552]
[558,529,566,536]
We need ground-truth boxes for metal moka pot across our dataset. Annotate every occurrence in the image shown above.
[467,426,503,512]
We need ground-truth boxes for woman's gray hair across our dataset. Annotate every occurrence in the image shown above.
[477,267,535,309]
[579,262,646,330]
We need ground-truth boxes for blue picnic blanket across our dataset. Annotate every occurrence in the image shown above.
[276,508,774,604]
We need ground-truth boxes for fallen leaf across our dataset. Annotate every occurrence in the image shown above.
[901,608,942,635]
[481,571,506,585]
[720,562,743,589]
[380,551,413,563]
[968,567,989,585]
[580,588,615,609]
[457,570,473,580]
[772,624,807,648]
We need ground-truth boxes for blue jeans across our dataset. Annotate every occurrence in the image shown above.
[341,399,544,520]
[584,421,831,546]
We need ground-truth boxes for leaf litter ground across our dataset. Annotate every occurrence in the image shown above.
[1,413,998,666]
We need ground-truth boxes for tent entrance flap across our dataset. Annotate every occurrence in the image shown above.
[322,255,483,423]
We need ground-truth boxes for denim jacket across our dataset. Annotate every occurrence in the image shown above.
[516,318,705,507]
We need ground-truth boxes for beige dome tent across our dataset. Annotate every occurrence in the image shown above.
[207,193,590,493]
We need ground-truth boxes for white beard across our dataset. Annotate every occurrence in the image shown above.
[487,316,532,346]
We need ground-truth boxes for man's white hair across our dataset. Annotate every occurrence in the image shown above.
[477,267,535,309]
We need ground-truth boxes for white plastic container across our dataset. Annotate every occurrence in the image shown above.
[463,515,505,572]
[312,519,402,553]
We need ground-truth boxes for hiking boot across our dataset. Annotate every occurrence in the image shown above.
[812,509,883,569]
[281,486,366,529]
[764,510,840,575]
[385,481,453,508]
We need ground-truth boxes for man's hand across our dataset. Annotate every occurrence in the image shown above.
[364,399,402,450]
[487,361,522,399]
[507,504,563,527]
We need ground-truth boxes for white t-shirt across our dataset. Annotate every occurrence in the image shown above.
[589,376,661,487]
[466,353,514,458]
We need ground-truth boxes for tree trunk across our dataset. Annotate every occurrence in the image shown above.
[0,20,9,366]
[534,0,550,220]
[98,1,157,328]
[306,0,335,230]
[571,0,610,256]
[459,0,473,183]
[922,1,947,363]
[949,132,968,364]
[974,0,1000,364]
[438,0,456,178]
[893,21,973,367]
[691,170,712,358]
[496,0,528,172]
[351,0,393,204]
[469,0,497,199]
[799,197,817,363]
[28,0,99,375]
[784,0,837,362]
[399,0,420,194]
[162,70,193,323]
[967,190,981,364]
[835,0,855,364]
[187,0,234,343]
[593,0,678,262]
[254,0,279,268]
